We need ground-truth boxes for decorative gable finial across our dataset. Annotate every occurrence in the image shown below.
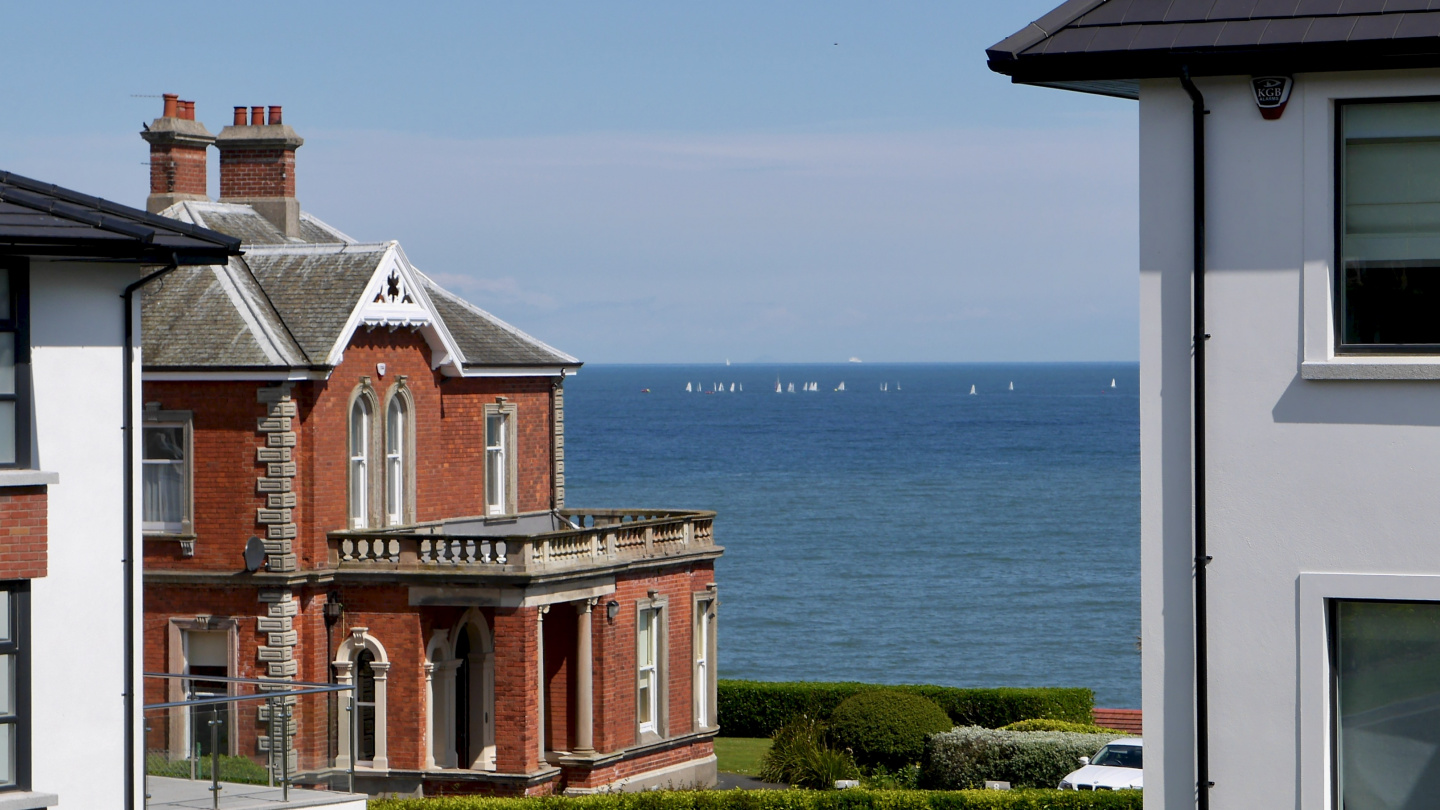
[375,270,415,305]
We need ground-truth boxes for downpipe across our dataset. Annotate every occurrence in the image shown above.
[123,258,180,810]
[1178,67,1212,810]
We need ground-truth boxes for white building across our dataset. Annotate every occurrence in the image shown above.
[990,6,1440,810]
[0,171,237,809]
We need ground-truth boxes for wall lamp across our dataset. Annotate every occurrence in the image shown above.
[606,600,620,622]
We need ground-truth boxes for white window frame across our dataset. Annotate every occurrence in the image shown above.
[1295,76,1440,379]
[635,595,668,741]
[693,590,718,731]
[141,410,193,535]
[348,387,376,529]
[1298,572,1440,810]
[482,401,518,516]
[382,383,414,527]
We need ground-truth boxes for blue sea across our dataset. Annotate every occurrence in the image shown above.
[563,363,1140,709]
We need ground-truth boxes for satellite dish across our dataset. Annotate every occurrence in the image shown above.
[244,536,266,572]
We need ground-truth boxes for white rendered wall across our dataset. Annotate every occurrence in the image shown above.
[1139,69,1440,810]
[26,263,137,808]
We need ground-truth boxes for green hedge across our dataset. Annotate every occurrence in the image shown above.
[920,728,1125,791]
[718,681,1094,738]
[373,788,1140,810]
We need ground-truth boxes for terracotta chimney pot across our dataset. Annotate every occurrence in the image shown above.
[250,106,265,126]
[162,94,178,119]
[268,105,282,125]
[233,106,247,126]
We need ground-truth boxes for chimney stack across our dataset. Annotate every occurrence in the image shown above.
[140,93,214,214]
[216,102,305,237]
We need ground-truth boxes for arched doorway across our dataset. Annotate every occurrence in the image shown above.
[449,610,496,771]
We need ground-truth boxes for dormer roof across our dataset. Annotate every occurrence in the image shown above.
[141,201,579,379]
[988,0,1440,99]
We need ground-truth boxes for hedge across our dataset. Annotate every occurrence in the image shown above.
[372,789,1141,810]
[718,681,1094,738]
[920,728,1125,791]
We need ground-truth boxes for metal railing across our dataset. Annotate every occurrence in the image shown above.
[329,508,717,572]
[143,673,357,809]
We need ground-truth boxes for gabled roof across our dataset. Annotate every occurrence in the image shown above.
[142,201,579,377]
[0,171,238,264]
[988,0,1440,99]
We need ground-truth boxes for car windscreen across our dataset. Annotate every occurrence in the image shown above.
[1091,744,1142,769]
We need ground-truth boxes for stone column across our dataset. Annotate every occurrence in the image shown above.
[574,598,597,755]
[423,662,437,770]
[441,659,461,768]
[537,605,548,760]
[370,661,391,769]
[334,660,354,769]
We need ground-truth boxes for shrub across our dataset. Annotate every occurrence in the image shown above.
[758,715,860,789]
[920,727,1125,790]
[999,720,1125,735]
[718,681,1093,738]
[371,788,1144,810]
[828,690,953,770]
[145,752,272,785]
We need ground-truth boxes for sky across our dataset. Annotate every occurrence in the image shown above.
[0,2,1138,363]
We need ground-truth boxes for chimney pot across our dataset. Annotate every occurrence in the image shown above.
[233,106,247,126]
[250,106,265,126]
[163,94,178,119]
[268,105,282,125]
[180,101,192,120]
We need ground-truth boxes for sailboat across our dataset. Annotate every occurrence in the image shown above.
[1009,381,1014,391]
[787,382,795,393]
[969,385,977,395]
[896,383,900,391]
[775,379,782,393]
[686,382,692,392]
[835,381,845,391]
[1111,378,1116,388]
[730,383,735,392]
[739,383,743,392]
[881,382,888,392]
[726,358,731,366]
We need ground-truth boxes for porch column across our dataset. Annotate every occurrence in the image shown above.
[574,598,597,754]
[334,660,354,769]
[371,661,391,769]
[537,605,549,760]
[423,663,437,770]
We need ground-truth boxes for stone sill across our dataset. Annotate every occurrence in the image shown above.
[1302,360,1440,380]
[0,791,58,810]
[0,471,57,488]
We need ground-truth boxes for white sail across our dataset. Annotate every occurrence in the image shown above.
[686,382,692,392]
[837,381,845,391]
[787,382,795,393]
[775,379,782,393]
[1009,381,1014,391]
[730,383,735,392]
[970,385,977,395]
[1111,378,1116,388]
[739,383,743,392]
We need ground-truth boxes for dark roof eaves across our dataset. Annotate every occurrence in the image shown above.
[988,36,1440,84]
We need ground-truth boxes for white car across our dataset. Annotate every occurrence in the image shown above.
[1058,738,1143,791]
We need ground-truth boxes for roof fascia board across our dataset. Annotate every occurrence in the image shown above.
[389,244,468,372]
[450,365,581,378]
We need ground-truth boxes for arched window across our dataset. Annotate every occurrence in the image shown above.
[385,396,406,526]
[356,649,377,762]
[349,397,371,528]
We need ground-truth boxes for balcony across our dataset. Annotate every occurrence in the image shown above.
[328,509,718,579]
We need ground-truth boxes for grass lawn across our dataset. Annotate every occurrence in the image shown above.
[714,737,771,776]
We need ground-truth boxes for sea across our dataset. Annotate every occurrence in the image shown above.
[563,363,1140,709]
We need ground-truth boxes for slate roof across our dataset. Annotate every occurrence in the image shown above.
[142,201,578,373]
[422,274,578,368]
[0,171,238,264]
[988,0,1440,97]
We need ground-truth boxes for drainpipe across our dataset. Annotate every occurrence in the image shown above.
[1178,67,1212,810]
[123,258,180,810]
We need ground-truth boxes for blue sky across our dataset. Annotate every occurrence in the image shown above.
[1,2,1137,363]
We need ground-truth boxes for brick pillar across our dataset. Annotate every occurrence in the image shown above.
[493,607,541,774]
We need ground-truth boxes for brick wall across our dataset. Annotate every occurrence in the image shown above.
[0,486,46,580]
[219,148,296,198]
[492,607,541,774]
[149,144,208,197]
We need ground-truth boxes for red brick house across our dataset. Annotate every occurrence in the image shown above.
[138,97,722,796]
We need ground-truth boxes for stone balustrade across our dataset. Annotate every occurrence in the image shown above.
[328,509,716,573]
